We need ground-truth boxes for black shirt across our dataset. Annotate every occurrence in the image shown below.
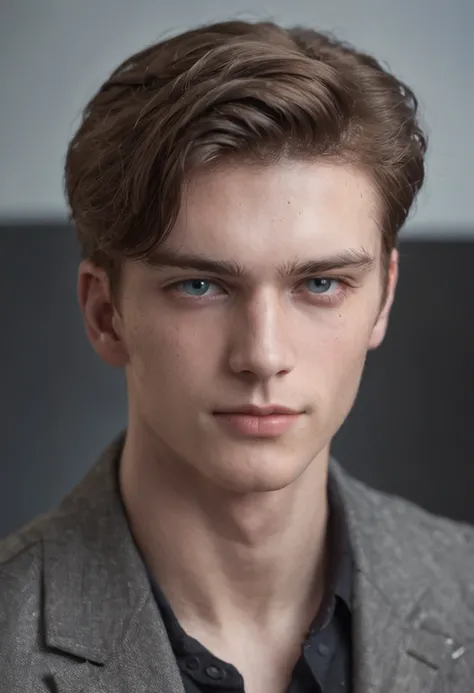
[148,471,353,692]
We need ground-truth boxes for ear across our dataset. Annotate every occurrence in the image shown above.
[77,260,129,368]
[368,248,399,350]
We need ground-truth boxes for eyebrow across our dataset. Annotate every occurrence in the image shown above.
[143,247,375,278]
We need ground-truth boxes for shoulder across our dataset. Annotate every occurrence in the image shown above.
[333,457,474,582]
[0,508,53,619]
[0,508,54,590]
[357,476,474,557]
[345,471,474,635]
[333,458,474,563]
[0,510,48,561]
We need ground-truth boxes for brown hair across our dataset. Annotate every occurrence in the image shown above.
[65,20,427,300]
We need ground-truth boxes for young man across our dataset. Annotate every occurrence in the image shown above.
[1,19,473,693]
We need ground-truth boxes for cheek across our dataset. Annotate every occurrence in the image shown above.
[310,336,366,386]
[304,309,375,396]
[127,315,218,392]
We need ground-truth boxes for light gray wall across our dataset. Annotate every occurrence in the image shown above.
[1,0,473,234]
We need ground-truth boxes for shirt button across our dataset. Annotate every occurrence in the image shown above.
[317,643,330,657]
[185,656,200,670]
[206,665,226,680]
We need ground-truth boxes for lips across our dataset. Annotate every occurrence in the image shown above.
[215,404,301,416]
[213,405,302,437]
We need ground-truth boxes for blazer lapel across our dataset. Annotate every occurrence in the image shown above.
[42,434,185,693]
[49,593,186,693]
[329,457,471,693]
[352,570,441,693]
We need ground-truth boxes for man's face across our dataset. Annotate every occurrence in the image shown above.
[81,160,397,493]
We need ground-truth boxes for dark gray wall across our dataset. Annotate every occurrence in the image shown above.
[1,225,473,538]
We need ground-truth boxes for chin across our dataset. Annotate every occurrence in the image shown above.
[202,449,314,494]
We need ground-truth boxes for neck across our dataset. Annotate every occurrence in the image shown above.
[119,424,331,637]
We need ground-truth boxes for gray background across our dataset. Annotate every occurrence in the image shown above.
[1,1,473,538]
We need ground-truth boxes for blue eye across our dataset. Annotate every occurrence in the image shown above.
[178,279,213,296]
[306,278,333,294]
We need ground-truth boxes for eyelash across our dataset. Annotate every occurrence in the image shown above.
[165,277,352,306]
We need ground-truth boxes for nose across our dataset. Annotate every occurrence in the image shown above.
[228,289,296,380]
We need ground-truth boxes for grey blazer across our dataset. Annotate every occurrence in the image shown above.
[1,434,474,693]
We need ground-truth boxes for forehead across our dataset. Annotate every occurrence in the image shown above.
[166,159,381,266]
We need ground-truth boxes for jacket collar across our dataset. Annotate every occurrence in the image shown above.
[42,432,469,692]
